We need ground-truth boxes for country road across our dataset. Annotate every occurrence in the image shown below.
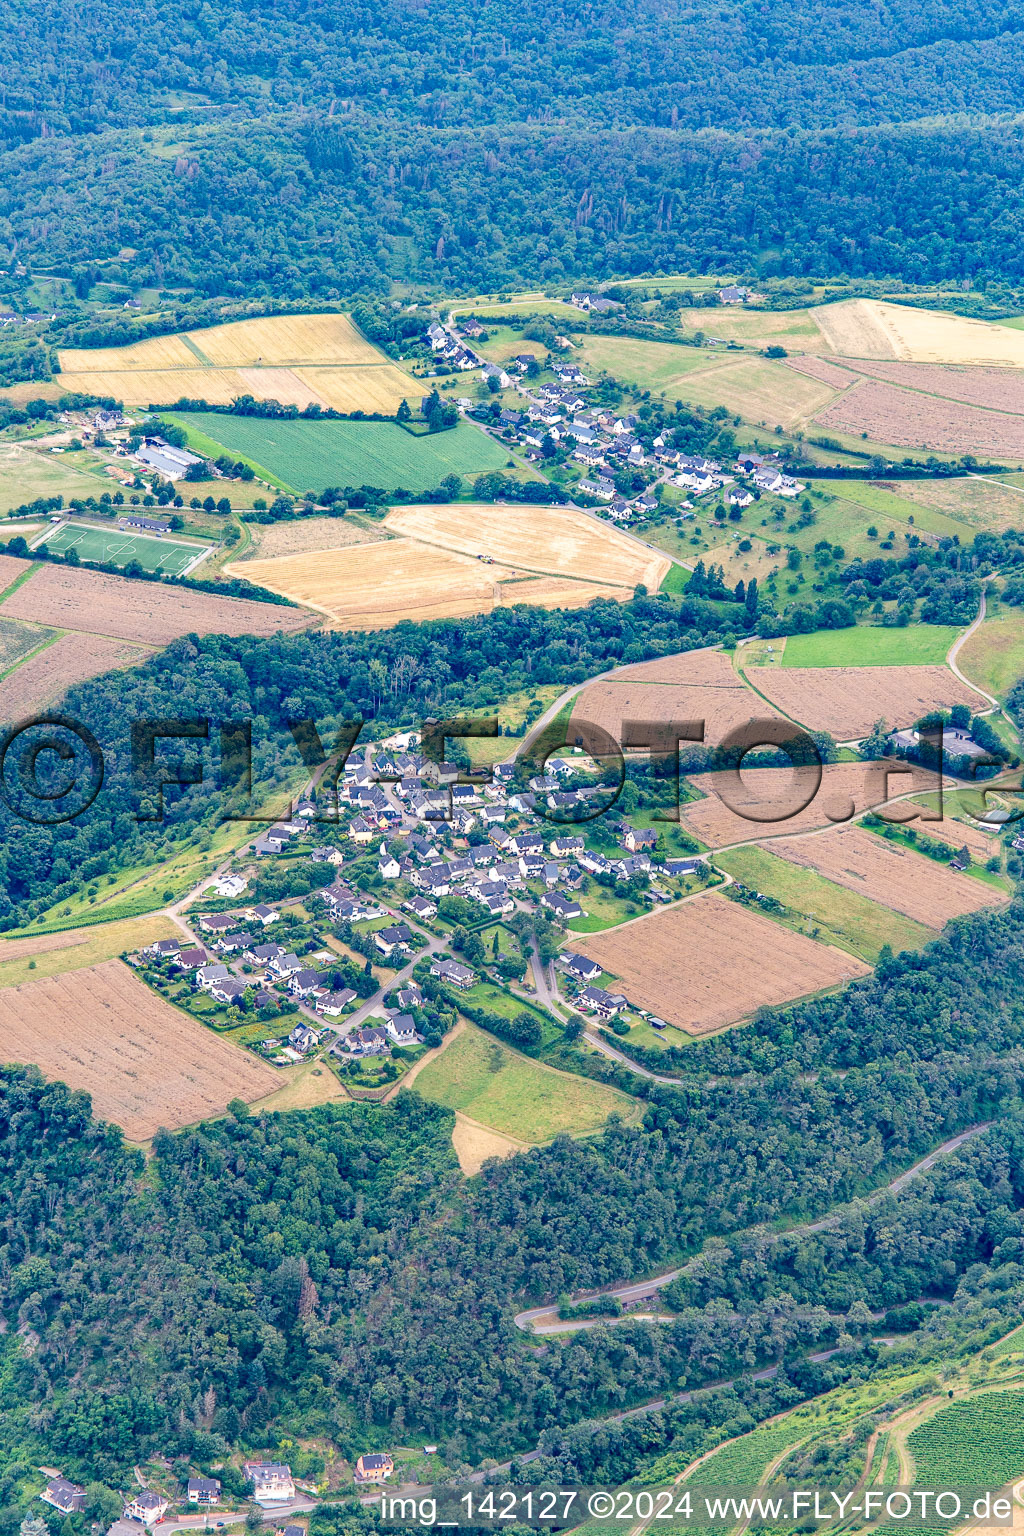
[513,1120,993,1334]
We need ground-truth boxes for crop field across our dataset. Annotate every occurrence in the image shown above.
[0,913,177,988]
[57,312,423,415]
[906,1390,1024,1486]
[412,1022,637,1140]
[0,957,280,1140]
[494,575,630,609]
[574,894,868,1033]
[713,845,934,962]
[0,563,315,643]
[0,553,33,592]
[815,378,1024,457]
[0,632,151,718]
[172,413,508,493]
[893,474,1024,530]
[680,760,943,848]
[775,627,963,668]
[831,355,1024,413]
[958,606,1024,699]
[37,521,212,575]
[241,514,390,560]
[232,538,518,628]
[617,646,752,686]
[673,356,839,431]
[820,478,974,540]
[384,503,668,589]
[812,298,1024,366]
[784,354,861,389]
[764,826,1008,928]
[0,615,56,669]
[574,648,777,753]
[750,663,984,738]
[906,809,1000,863]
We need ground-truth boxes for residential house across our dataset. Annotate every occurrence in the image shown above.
[315,988,357,1017]
[209,873,247,898]
[249,903,280,925]
[540,892,583,920]
[349,815,376,844]
[290,967,323,998]
[40,1479,85,1515]
[246,940,285,965]
[196,962,230,990]
[144,937,180,960]
[551,835,584,857]
[269,951,303,979]
[310,845,344,864]
[125,1491,169,1525]
[354,1453,395,1484]
[210,978,247,1005]
[198,913,235,935]
[404,894,437,920]
[622,827,657,853]
[375,923,413,957]
[385,1013,418,1045]
[579,985,627,1018]
[728,490,754,508]
[348,1027,390,1056]
[719,284,748,304]
[482,362,511,388]
[175,946,207,970]
[665,856,704,876]
[396,984,423,1009]
[289,1023,320,1053]
[379,846,401,879]
[215,930,253,955]
[430,957,475,988]
[187,1479,221,1506]
[559,951,602,982]
[244,1463,296,1505]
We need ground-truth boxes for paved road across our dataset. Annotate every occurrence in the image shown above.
[156,1498,319,1534]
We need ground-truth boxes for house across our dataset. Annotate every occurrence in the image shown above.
[310,845,344,864]
[244,1463,296,1505]
[198,913,235,935]
[348,1027,390,1056]
[40,1479,85,1515]
[379,847,402,879]
[354,1453,395,1484]
[210,978,247,1005]
[665,856,704,876]
[540,892,583,920]
[290,967,323,998]
[270,951,303,978]
[551,835,584,857]
[623,827,657,853]
[559,951,602,982]
[144,937,180,960]
[249,903,280,925]
[349,815,376,843]
[246,940,285,965]
[482,362,512,387]
[430,957,474,988]
[125,1491,169,1525]
[315,988,357,1017]
[719,285,748,304]
[215,930,252,955]
[404,894,437,920]
[728,490,754,508]
[209,872,247,898]
[175,945,207,969]
[289,1023,319,1053]
[187,1479,221,1507]
[579,985,627,1018]
[196,962,230,990]
[396,984,423,1009]
[375,923,413,957]
[385,1013,418,1045]
[427,320,448,351]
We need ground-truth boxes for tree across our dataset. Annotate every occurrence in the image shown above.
[396,398,412,422]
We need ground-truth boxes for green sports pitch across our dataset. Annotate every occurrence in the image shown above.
[35,522,212,576]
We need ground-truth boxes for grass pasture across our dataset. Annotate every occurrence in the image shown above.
[0,913,178,989]
[35,521,212,575]
[958,604,1024,700]
[778,624,961,667]
[0,443,113,512]
[170,413,509,493]
[713,846,933,962]
[411,1021,638,1141]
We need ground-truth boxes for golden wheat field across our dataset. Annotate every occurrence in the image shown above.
[57,312,424,413]
[383,503,668,589]
[812,299,1024,367]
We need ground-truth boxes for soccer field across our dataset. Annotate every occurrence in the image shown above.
[35,523,212,576]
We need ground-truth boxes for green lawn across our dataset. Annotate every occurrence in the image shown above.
[713,846,934,963]
[413,1022,638,1141]
[779,624,962,668]
[36,521,212,575]
[958,604,1024,700]
[169,413,509,493]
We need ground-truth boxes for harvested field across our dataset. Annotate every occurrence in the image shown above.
[615,647,746,686]
[832,357,1024,414]
[671,356,838,432]
[814,379,1024,457]
[183,312,383,367]
[812,299,1024,366]
[909,813,999,863]
[573,674,778,756]
[574,893,869,1034]
[895,475,1024,531]
[0,564,315,643]
[784,356,860,389]
[231,538,517,628]
[241,515,390,560]
[496,575,630,608]
[0,958,280,1139]
[751,663,986,738]
[763,826,1007,928]
[383,503,669,590]
[0,914,178,987]
[681,760,944,848]
[292,366,423,414]
[0,632,152,718]
[451,1112,526,1173]
[59,367,256,408]
[0,553,32,592]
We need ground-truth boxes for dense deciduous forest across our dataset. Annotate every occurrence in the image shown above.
[3,897,1024,1494]
[5,0,1024,291]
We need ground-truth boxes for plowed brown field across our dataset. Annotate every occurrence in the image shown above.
[815,380,1024,457]
[750,664,985,738]
[574,893,869,1034]
[0,958,280,1139]
[0,633,152,718]
[1,564,315,644]
[574,651,778,752]
[762,826,1007,928]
